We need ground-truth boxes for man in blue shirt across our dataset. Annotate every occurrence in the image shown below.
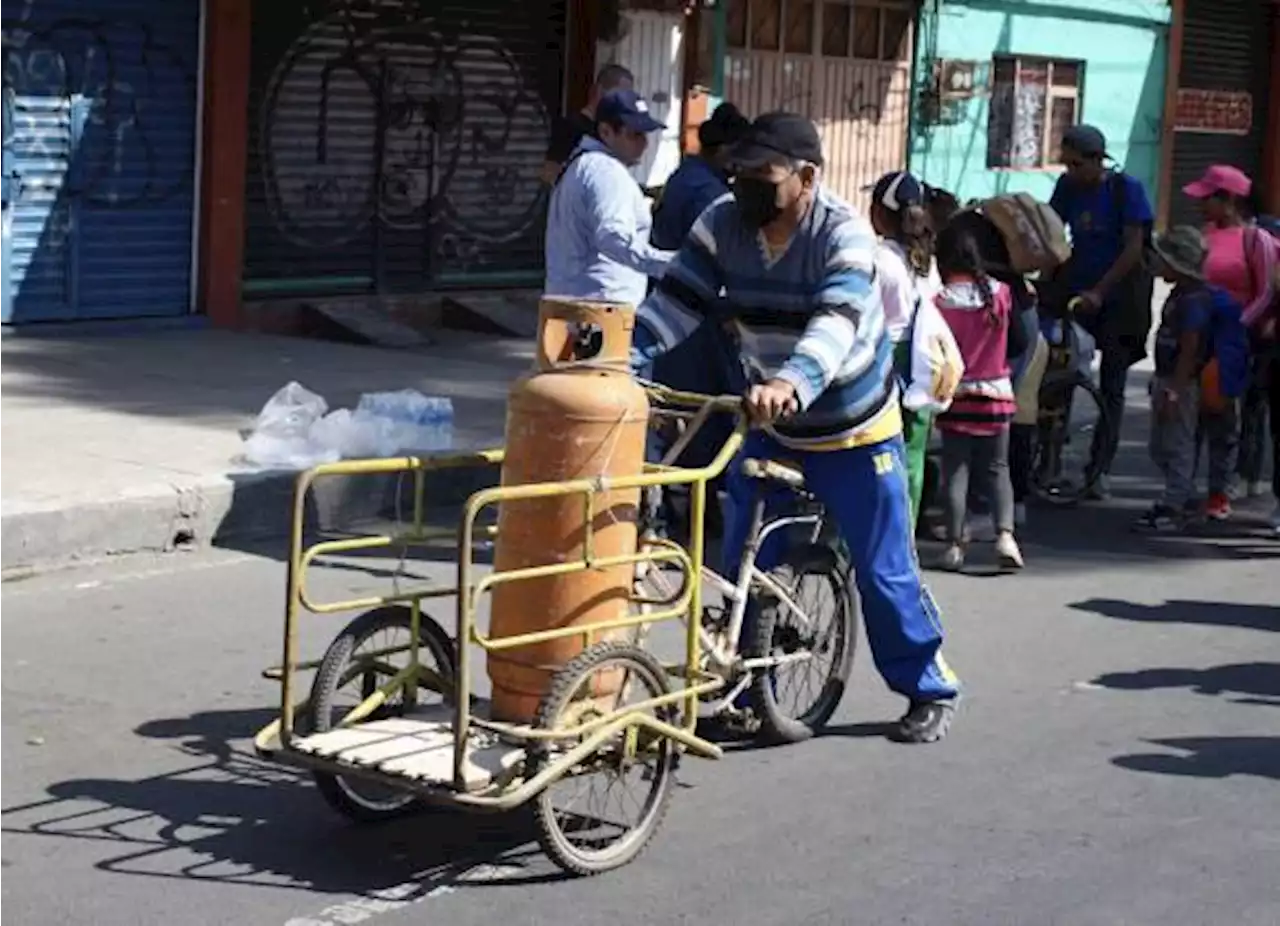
[650,102,750,250]
[544,90,676,307]
[1048,125,1155,498]
[645,103,750,540]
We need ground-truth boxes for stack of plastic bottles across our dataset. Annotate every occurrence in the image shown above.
[241,382,455,470]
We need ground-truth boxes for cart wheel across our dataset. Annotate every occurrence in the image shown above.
[531,641,678,876]
[306,605,456,823]
[750,543,857,744]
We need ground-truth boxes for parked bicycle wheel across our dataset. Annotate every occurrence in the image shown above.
[749,543,857,744]
[1032,373,1109,506]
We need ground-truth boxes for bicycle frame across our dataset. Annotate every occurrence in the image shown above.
[643,394,831,714]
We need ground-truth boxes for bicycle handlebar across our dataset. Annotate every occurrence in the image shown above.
[637,379,744,412]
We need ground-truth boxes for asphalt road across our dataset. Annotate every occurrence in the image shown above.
[3,489,1279,926]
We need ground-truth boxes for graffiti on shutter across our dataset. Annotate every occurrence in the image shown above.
[246,0,563,292]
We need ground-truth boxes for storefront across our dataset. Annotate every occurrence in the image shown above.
[238,0,568,300]
[909,0,1171,213]
[722,0,915,214]
[1164,0,1276,228]
[1,0,203,324]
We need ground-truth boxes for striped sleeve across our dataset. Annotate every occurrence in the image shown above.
[774,216,881,410]
[632,195,732,370]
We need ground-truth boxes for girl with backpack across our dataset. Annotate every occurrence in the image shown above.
[1182,165,1278,519]
[932,225,1027,571]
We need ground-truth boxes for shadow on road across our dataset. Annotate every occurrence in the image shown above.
[1068,598,1280,633]
[1093,662,1280,705]
[1112,737,1280,782]
[1,707,569,902]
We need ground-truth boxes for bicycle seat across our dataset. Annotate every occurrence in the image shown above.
[741,457,805,490]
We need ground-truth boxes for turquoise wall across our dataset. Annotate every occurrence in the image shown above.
[909,0,1171,211]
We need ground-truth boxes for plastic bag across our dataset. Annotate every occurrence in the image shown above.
[240,384,456,469]
[242,381,339,470]
[902,297,965,414]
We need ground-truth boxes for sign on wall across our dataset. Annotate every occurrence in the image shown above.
[1174,89,1253,135]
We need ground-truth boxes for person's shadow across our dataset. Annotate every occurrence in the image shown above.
[1112,737,1280,782]
[1069,597,1280,633]
[1092,662,1280,706]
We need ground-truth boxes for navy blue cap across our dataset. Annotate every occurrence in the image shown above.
[595,89,665,134]
[863,170,925,212]
[1062,124,1108,159]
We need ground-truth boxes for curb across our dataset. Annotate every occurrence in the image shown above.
[1,459,502,577]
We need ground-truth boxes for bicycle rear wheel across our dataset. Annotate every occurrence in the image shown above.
[1032,373,1109,506]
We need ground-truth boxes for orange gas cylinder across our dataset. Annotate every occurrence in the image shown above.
[486,298,651,723]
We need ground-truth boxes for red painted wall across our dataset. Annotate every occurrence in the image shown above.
[196,0,251,328]
[1263,0,1280,214]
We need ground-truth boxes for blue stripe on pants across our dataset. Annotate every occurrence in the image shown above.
[723,431,960,703]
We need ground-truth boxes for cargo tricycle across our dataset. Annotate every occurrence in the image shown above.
[254,300,856,877]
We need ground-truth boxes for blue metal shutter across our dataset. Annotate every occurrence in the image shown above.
[0,0,200,323]
[1168,0,1271,229]
[242,0,566,297]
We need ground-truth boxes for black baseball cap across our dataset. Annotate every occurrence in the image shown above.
[595,89,665,133]
[730,111,825,169]
[1061,124,1108,159]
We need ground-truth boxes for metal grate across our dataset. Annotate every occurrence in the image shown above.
[242,0,567,296]
[1167,0,1272,229]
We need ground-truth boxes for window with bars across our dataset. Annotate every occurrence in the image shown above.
[726,0,911,61]
[987,56,1084,169]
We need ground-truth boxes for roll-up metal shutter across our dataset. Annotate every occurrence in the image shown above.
[243,0,566,297]
[1168,0,1271,228]
[1,0,200,323]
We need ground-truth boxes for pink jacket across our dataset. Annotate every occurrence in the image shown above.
[935,277,1017,436]
[1204,224,1278,329]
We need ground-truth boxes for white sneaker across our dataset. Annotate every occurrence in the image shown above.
[939,544,965,571]
[1014,502,1028,527]
[1247,481,1266,499]
[996,532,1025,570]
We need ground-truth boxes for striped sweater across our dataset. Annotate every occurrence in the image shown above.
[632,189,899,450]
[934,278,1016,436]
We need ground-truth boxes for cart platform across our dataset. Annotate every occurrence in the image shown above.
[258,703,526,793]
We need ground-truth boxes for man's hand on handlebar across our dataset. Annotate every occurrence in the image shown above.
[746,379,799,425]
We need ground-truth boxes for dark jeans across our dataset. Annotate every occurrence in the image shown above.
[1088,347,1131,476]
[942,428,1015,542]
[642,321,744,536]
[1238,355,1271,485]
[1270,353,1280,500]
[1010,423,1035,503]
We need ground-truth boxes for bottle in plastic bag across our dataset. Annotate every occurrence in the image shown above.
[242,381,338,470]
[354,389,454,455]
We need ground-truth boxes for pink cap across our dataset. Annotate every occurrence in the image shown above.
[1183,164,1252,199]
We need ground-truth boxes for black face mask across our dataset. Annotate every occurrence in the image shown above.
[734,177,783,229]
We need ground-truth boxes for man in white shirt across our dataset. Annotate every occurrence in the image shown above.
[544,89,675,307]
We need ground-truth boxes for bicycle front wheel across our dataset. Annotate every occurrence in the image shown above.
[1032,374,1109,506]
[749,543,857,744]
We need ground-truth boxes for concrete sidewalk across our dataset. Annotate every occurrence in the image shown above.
[1,328,533,573]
